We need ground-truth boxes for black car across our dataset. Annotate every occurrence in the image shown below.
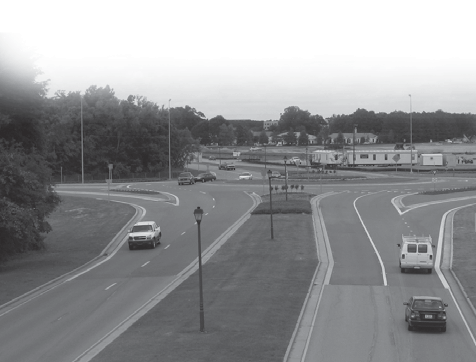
[194,172,216,183]
[404,296,448,332]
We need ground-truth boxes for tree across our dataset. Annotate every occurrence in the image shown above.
[218,123,235,146]
[283,130,297,145]
[0,35,61,260]
[235,123,253,146]
[298,130,309,146]
[258,130,269,145]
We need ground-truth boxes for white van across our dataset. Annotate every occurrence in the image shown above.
[397,235,435,274]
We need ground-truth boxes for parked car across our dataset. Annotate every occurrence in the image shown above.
[289,157,302,165]
[194,172,216,182]
[238,172,253,180]
[404,296,448,332]
[219,163,235,170]
[178,172,195,185]
[270,171,281,178]
[209,156,216,160]
[128,221,161,250]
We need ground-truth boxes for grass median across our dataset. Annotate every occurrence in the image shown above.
[92,195,318,362]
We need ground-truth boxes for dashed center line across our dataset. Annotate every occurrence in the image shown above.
[181,232,186,235]
[105,283,117,290]
[165,245,170,249]
[141,261,150,267]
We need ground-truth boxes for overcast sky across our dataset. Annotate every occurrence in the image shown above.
[3,0,476,120]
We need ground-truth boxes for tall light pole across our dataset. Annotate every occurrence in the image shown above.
[353,124,358,167]
[409,94,413,173]
[193,206,205,332]
[283,156,288,201]
[267,170,274,240]
[168,99,172,180]
[81,94,84,184]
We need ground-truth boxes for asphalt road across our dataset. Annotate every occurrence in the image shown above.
[0,181,256,362]
[302,189,476,361]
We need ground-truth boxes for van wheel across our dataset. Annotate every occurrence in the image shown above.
[408,323,413,331]
[428,268,433,274]
[441,326,446,332]
[129,244,133,250]
[401,267,405,273]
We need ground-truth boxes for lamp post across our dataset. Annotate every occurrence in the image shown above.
[283,156,288,201]
[267,170,274,240]
[353,124,358,167]
[80,94,84,184]
[168,99,172,180]
[409,94,413,173]
[193,206,205,332]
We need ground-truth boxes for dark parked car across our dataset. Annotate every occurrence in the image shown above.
[404,296,448,332]
[194,172,216,182]
[178,172,195,185]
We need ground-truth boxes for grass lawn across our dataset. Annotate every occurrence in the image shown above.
[452,205,476,310]
[92,211,317,362]
[0,196,136,306]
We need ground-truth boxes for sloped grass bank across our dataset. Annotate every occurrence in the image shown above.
[0,196,135,305]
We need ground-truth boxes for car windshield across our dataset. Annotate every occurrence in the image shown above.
[198,173,207,177]
[179,173,191,177]
[132,225,153,232]
[413,299,443,309]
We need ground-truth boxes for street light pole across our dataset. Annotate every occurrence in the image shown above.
[193,206,205,332]
[283,156,288,201]
[81,94,84,184]
[168,99,172,180]
[353,124,358,167]
[267,170,274,240]
[409,94,413,173]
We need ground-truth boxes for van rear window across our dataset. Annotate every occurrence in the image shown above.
[418,244,428,253]
[407,244,417,253]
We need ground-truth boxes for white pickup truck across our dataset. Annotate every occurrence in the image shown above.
[397,235,435,273]
[128,221,162,250]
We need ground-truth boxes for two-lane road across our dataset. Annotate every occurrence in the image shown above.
[0,182,256,362]
[304,190,476,361]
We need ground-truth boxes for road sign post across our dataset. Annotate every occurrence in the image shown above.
[393,154,400,172]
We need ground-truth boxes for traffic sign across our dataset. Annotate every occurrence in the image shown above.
[393,154,400,163]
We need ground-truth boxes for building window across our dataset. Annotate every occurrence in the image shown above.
[373,154,376,160]
[385,154,388,160]
[360,154,369,159]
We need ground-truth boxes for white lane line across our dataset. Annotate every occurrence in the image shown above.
[181,232,186,235]
[165,245,170,249]
[354,191,388,286]
[105,283,117,291]
[141,261,150,267]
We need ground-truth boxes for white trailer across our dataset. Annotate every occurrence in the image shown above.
[420,153,443,166]
[311,150,345,166]
[346,149,418,166]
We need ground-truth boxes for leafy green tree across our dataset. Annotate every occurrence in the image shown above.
[258,130,269,145]
[298,130,309,146]
[283,130,297,145]
[191,120,212,145]
[218,123,235,146]
[0,35,61,260]
[235,123,253,146]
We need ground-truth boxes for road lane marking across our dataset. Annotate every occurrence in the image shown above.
[354,191,388,286]
[141,261,150,267]
[165,245,170,249]
[105,283,117,291]
[181,232,186,235]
